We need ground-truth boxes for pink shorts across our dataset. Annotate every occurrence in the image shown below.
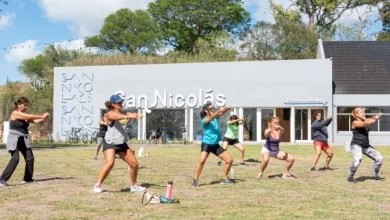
[313,141,330,151]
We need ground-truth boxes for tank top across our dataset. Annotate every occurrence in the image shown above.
[265,135,281,152]
[10,119,29,134]
[351,127,369,147]
[104,120,128,145]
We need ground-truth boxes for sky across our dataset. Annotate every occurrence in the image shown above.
[0,0,383,85]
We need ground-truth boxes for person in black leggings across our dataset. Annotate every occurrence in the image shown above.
[348,107,383,183]
[94,114,108,160]
[0,97,50,186]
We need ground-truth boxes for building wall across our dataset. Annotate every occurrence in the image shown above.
[53,59,333,141]
[333,94,390,145]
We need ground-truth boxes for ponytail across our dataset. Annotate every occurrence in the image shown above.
[200,103,212,119]
[105,101,114,111]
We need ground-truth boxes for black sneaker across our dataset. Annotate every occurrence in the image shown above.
[239,162,246,166]
[347,176,355,183]
[0,180,8,186]
[217,161,221,166]
[191,179,198,187]
[310,167,317,171]
[220,179,234,185]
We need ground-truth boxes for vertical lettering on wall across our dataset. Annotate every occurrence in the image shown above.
[61,73,94,139]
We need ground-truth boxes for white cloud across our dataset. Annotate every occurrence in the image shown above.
[244,0,293,23]
[5,40,41,63]
[0,13,16,30]
[338,5,380,26]
[38,0,155,37]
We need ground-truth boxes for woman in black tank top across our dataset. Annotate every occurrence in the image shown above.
[0,97,50,186]
[347,107,383,183]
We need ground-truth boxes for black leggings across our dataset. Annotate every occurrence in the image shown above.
[0,137,34,182]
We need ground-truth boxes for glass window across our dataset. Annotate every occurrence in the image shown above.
[122,108,138,140]
[338,106,390,114]
[193,108,203,141]
[243,108,257,141]
[146,109,185,140]
[337,115,350,131]
[261,109,274,140]
[380,116,390,131]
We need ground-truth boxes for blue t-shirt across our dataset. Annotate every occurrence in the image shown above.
[201,117,221,145]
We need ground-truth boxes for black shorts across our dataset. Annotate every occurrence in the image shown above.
[223,137,239,146]
[103,143,129,154]
[201,143,225,156]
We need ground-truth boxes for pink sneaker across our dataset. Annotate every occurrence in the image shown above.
[282,174,296,180]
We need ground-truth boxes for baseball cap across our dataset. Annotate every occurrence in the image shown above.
[110,95,124,103]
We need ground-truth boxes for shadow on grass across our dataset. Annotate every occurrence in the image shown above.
[36,177,75,182]
[267,174,299,179]
[355,176,385,182]
[198,179,245,186]
[118,183,165,192]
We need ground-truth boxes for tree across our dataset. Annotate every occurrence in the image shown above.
[272,5,318,60]
[239,21,278,60]
[85,9,161,54]
[0,0,7,13]
[148,0,251,53]
[270,0,381,33]
[377,2,390,41]
[19,45,89,82]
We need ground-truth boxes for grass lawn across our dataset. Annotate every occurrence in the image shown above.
[0,144,389,220]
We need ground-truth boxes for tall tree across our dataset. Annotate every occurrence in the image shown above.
[272,5,318,59]
[239,21,278,60]
[148,0,250,53]
[0,0,7,13]
[85,9,161,54]
[270,0,381,33]
[377,2,390,41]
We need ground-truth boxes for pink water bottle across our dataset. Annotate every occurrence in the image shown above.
[165,181,173,199]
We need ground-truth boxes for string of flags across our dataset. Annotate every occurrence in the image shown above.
[1,0,259,52]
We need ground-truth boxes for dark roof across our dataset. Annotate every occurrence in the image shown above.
[323,41,390,94]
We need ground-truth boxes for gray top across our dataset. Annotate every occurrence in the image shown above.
[311,119,332,144]
[104,120,128,145]
[7,129,31,151]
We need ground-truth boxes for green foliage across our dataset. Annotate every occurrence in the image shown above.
[240,21,278,60]
[377,2,390,41]
[0,82,26,122]
[148,0,250,53]
[85,9,161,54]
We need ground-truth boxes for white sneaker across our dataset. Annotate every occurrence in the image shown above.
[22,179,35,184]
[0,180,8,186]
[130,184,146,192]
[93,184,103,193]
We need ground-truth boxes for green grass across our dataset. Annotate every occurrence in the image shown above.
[0,144,389,220]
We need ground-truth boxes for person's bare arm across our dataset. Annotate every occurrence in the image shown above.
[264,128,272,138]
[12,111,48,122]
[352,113,382,129]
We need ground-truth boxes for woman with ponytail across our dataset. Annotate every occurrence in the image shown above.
[0,97,50,186]
[256,116,295,180]
[348,107,383,183]
[192,103,233,187]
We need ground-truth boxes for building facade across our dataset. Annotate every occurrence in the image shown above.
[53,59,333,143]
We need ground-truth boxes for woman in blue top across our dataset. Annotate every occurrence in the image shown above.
[257,116,295,180]
[192,103,233,187]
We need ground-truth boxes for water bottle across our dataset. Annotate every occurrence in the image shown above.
[230,168,235,179]
[165,181,173,199]
[138,146,144,157]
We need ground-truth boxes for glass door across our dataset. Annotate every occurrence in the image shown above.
[295,109,308,141]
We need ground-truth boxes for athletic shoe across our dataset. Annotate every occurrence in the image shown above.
[94,157,98,160]
[130,184,146,192]
[310,167,317,171]
[22,179,35,184]
[239,162,246,166]
[347,176,355,183]
[191,179,198,187]
[220,179,234,185]
[282,174,296,180]
[256,173,263,180]
[0,180,8,186]
[217,161,221,166]
[93,184,103,193]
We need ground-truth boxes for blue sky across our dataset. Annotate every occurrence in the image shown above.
[0,0,383,85]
